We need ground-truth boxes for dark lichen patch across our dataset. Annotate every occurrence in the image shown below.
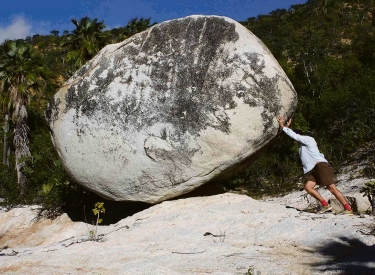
[231,52,286,136]
[72,59,93,79]
[45,97,61,126]
[80,99,98,117]
[133,17,240,137]
[64,66,118,130]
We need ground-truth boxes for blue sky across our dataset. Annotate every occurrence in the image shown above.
[0,0,306,42]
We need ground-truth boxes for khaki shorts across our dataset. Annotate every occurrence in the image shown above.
[306,162,334,187]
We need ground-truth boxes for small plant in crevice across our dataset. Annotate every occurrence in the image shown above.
[85,202,105,241]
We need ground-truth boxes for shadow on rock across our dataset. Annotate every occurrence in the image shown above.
[169,181,227,201]
[63,182,226,225]
[306,236,375,274]
[63,191,152,225]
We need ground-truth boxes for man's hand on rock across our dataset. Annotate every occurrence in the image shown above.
[277,115,292,128]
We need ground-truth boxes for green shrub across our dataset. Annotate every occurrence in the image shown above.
[360,181,375,215]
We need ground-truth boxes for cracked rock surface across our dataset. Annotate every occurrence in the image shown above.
[46,15,297,203]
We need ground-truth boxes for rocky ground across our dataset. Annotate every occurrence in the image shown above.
[0,166,374,275]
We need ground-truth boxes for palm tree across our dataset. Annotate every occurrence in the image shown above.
[123,17,153,38]
[63,17,109,71]
[0,90,11,166]
[0,40,47,194]
[0,91,11,166]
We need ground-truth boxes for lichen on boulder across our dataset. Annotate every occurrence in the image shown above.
[46,15,297,203]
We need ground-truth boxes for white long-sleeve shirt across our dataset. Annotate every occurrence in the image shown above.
[283,127,328,174]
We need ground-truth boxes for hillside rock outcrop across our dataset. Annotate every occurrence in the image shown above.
[45,15,297,203]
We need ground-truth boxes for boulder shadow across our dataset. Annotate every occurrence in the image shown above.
[63,182,226,225]
[170,181,227,200]
[304,235,375,274]
[63,191,152,225]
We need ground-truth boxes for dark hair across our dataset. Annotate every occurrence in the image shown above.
[294,129,303,135]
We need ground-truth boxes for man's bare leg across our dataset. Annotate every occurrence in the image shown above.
[304,180,325,202]
[326,184,348,206]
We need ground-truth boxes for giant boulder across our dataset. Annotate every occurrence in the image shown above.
[46,15,297,203]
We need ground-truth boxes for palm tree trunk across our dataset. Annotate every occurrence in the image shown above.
[3,114,10,166]
[14,104,31,195]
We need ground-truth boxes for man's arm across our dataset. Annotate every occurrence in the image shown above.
[277,115,307,145]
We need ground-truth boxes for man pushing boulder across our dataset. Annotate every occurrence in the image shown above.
[277,115,353,215]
